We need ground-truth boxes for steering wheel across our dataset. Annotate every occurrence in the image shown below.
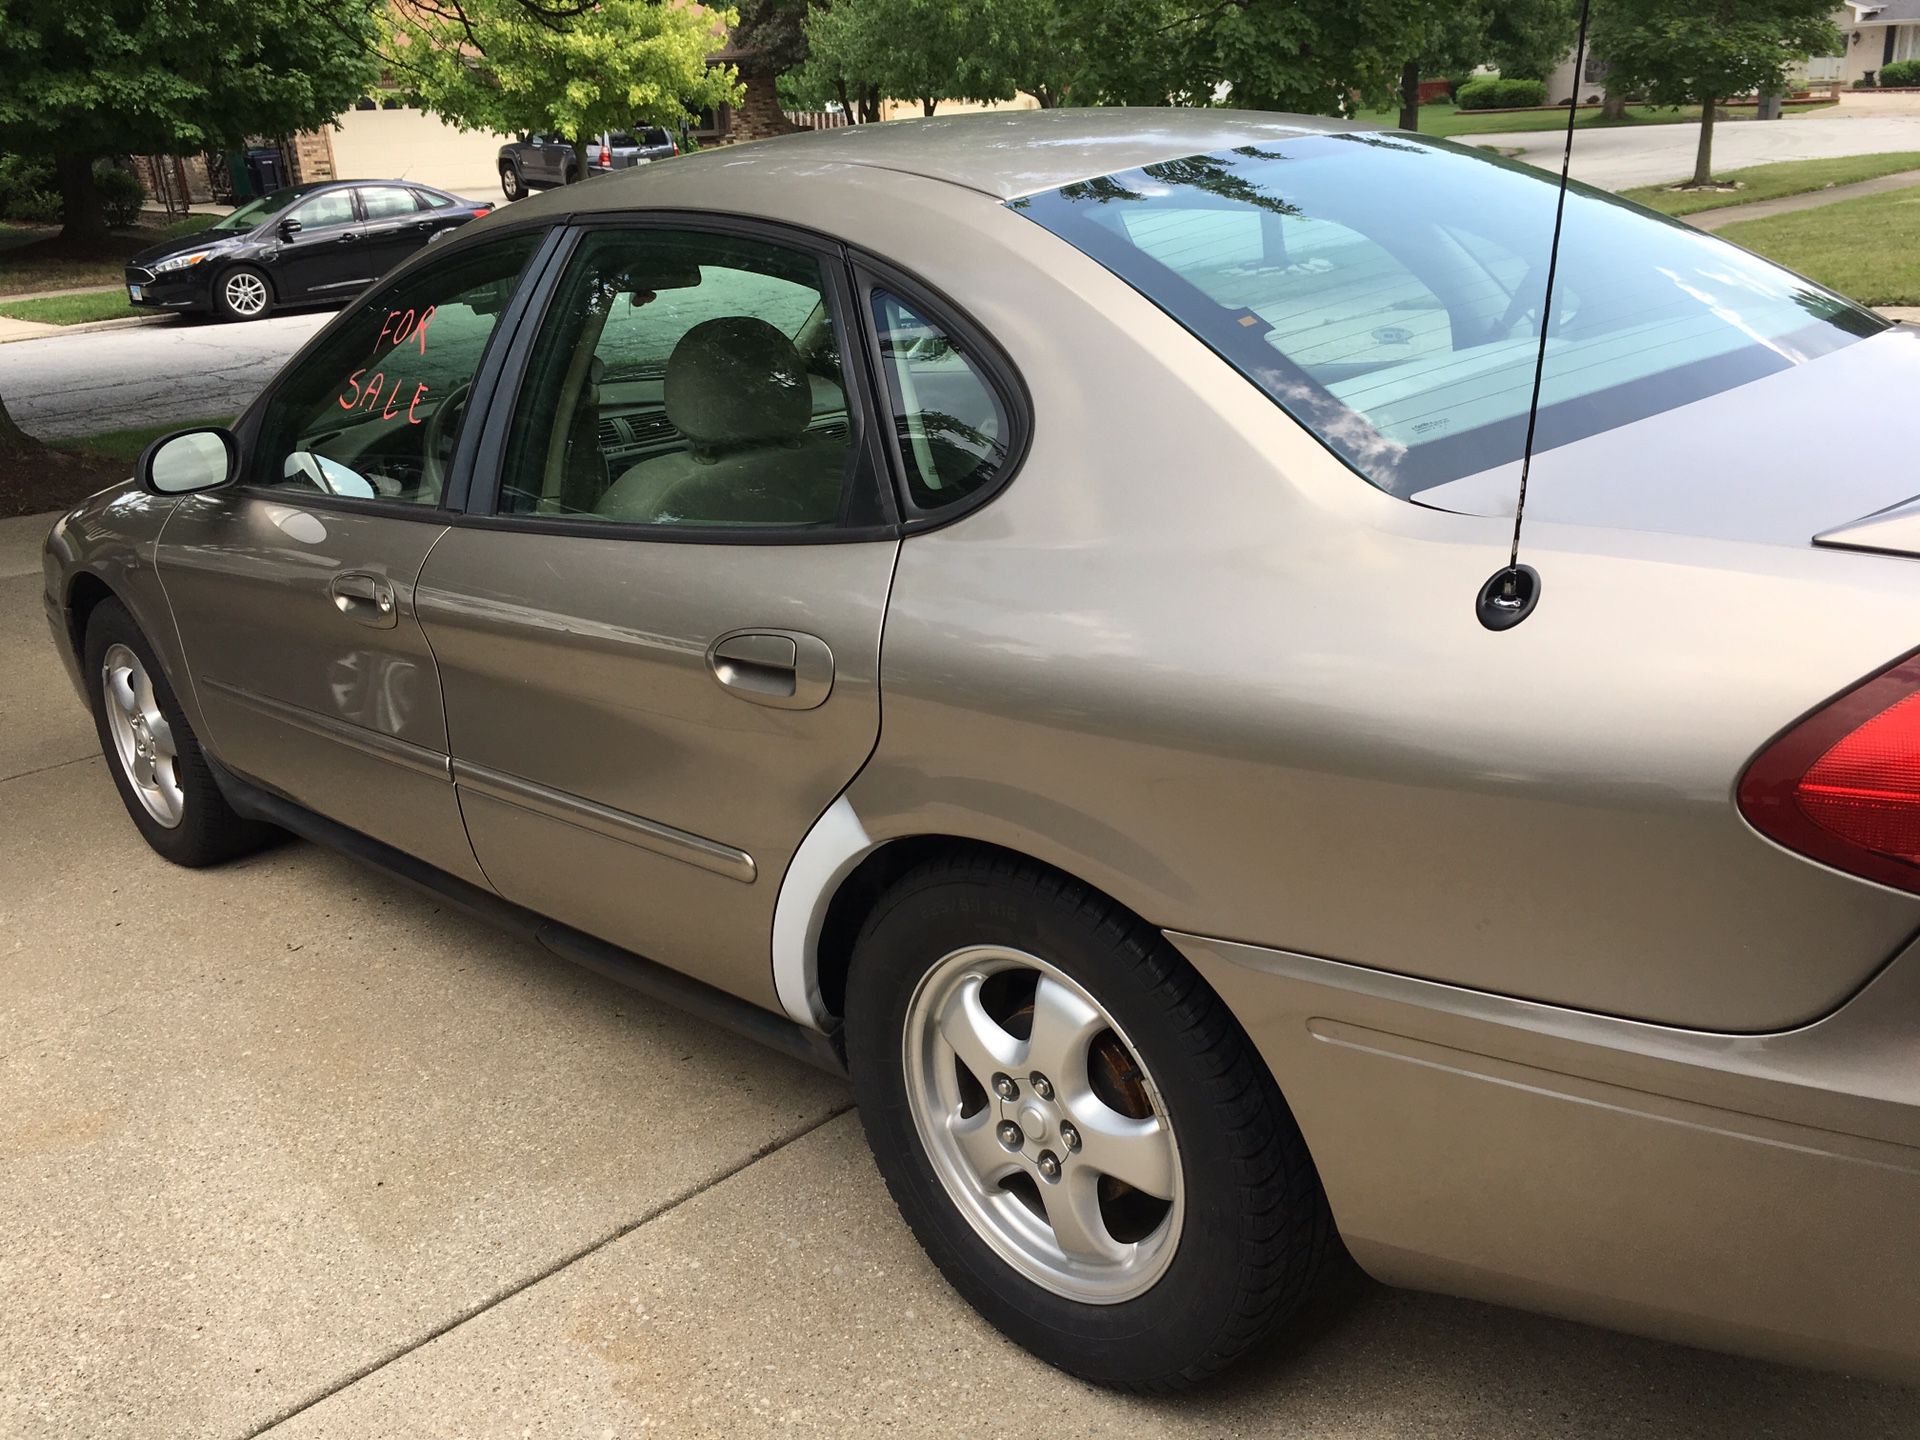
[422,380,473,493]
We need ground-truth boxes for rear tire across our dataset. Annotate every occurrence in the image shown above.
[84,598,275,867]
[212,265,273,323]
[843,849,1330,1392]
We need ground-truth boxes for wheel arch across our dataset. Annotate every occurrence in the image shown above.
[64,569,118,661]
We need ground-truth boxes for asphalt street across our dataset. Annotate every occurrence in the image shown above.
[1489,112,1920,188]
[2,506,1916,1435]
[0,310,332,441]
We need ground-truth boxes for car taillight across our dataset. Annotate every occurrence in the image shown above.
[471,205,490,218]
[1738,653,1920,893]
[599,144,611,166]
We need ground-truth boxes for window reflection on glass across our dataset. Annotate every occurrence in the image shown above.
[871,290,1010,512]
[251,232,539,505]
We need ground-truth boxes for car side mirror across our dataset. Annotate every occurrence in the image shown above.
[279,217,302,238]
[139,427,237,496]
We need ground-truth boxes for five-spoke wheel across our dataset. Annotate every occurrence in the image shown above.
[100,642,185,828]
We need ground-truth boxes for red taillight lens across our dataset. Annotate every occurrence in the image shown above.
[1738,654,1920,892]
[471,205,490,218]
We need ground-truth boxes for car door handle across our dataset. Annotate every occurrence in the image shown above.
[329,570,397,628]
[339,231,361,243]
[708,630,833,710]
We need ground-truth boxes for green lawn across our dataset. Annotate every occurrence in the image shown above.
[0,215,217,296]
[1717,185,1920,305]
[63,417,229,462]
[0,290,146,325]
[1350,98,1834,139]
[1619,152,1920,216]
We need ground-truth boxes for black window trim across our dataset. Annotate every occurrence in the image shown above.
[456,208,902,547]
[225,219,567,524]
[848,251,1032,533]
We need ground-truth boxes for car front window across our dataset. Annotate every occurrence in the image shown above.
[209,190,299,233]
[1015,136,1886,498]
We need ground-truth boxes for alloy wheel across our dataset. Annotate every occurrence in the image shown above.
[902,945,1184,1303]
[101,643,185,828]
[223,271,267,318]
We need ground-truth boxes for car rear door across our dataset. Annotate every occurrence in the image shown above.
[356,185,433,279]
[158,228,552,884]
[413,220,899,1009]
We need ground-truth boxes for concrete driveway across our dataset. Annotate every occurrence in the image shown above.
[1487,112,1920,188]
[2,509,1916,1437]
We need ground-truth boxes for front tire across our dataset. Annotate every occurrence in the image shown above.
[212,265,273,322]
[500,163,525,201]
[84,599,275,867]
[844,850,1330,1392]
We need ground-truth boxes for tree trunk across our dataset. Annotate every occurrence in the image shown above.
[859,87,881,124]
[570,138,589,183]
[1398,60,1422,131]
[1690,99,1716,186]
[834,77,855,122]
[1601,92,1628,121]
[54,154,109,245]
[922,97,937,117]
[0,392,41,460]
[1034,86,1058,108]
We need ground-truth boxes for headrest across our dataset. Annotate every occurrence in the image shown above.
[664,316,810,449]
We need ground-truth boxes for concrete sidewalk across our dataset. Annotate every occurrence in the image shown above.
[1689,168,1920,231]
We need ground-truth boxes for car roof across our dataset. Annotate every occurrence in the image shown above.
[560,107,1364,207]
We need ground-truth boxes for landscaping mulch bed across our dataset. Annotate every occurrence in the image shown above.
[0,442,130,519]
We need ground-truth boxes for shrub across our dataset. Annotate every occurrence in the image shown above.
[0,153,57,222]
[93,162,145,228]
[1879,59,1920,89]
[1423,83,1454,105]
[1454,76,1550,110]
[1852,75,1878,89]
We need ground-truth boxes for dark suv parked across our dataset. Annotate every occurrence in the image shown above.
[498,128,678,199]
[123,180,490,322]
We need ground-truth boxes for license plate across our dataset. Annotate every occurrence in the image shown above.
[128,284,143,301]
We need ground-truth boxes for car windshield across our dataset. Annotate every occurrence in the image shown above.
[1014,135,1886,497]
[207,189,302,233]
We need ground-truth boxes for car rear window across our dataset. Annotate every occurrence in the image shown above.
[1014,136,1886,497]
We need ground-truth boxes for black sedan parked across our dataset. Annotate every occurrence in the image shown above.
[123,180,490,322]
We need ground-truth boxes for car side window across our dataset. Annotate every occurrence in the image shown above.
[497,228,859,530]
[249,232,542,506]
[360,187,420,221]
[293,190,356,230]
[870,289,1011,512]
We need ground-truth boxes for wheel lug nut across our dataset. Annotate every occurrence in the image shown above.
[996,1121,1023,1149]
[1037,1150,1061,1181]
[991,1073,1018,1101]
[1030,1073,1053,1100]
[1059,1122,1080,1151]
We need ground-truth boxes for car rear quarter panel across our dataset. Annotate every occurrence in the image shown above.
[814,182,1920,1035]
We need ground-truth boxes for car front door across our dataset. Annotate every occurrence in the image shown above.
[414,222,899,1008]
[158,229,549,884]
[271,188,369,300]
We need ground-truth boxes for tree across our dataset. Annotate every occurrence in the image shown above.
[1172,0,1421,115]
[804,0,1003,117]
[1392,3,1497,130]
[1591,0,1839,187]
[1483,0,1579,83]
[0,0,381,245]
[383,0,740,177]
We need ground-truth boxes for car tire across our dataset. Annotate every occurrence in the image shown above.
[500,163,525,201]
[84,598,276,868]
[843,849,1331,1392]
[212,265,273,323]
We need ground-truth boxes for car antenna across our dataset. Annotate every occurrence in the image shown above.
[1474,0,1592,632]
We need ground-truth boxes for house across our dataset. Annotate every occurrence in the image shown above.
[1837,2,1920,85]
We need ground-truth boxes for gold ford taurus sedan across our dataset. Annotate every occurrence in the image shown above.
[41,108,1920,1391]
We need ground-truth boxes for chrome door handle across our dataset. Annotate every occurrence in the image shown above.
[329,570,397,628]
[708,630,833,710]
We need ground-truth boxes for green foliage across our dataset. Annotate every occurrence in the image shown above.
[1454,76,1550,109]
[1878,60,1920,89]
[382,0,740,147]
[0,156,57,223]
[1589,0,1839,110]
[93,163,144,228]
[734,0,819,77]
[805,0,1009,114]
[0,1,382,163]
[1482,0,1578,82]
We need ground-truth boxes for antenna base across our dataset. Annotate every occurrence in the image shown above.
[1476,564,1540,631]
